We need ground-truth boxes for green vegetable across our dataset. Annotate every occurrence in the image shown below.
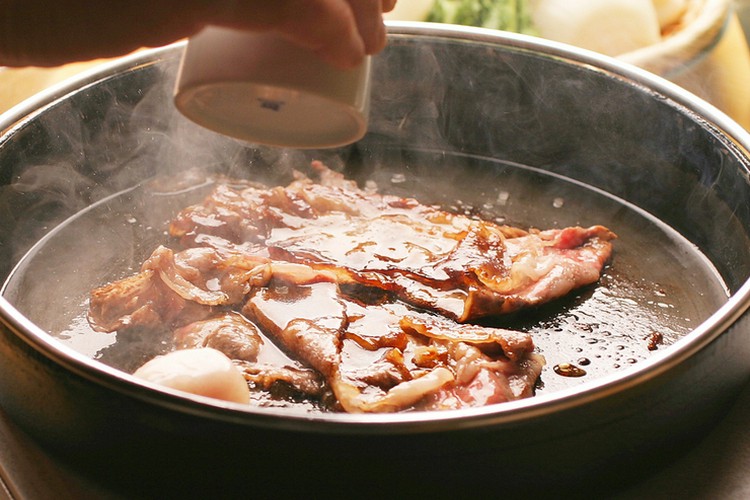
[425,0,537,35]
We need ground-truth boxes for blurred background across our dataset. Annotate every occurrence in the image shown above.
[0,0,749,128]
[739,0,750,44]
[384,0,750,128]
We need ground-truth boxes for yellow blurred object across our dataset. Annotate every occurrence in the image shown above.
[2,2,749,129]
[673,13,750,130]
[384,0,434,21]
[622,0,750,129]
[386,0,750,130]
[531,0,663,56]
[0,59,111,115]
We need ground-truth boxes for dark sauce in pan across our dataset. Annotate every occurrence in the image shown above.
[2,153,730,403]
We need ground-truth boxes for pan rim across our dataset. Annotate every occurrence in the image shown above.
[1,23,750,433]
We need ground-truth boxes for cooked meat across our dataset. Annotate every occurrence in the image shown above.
[234,360,328,398]
[174,312,264,362]
[88,245,336,333]
[398,313,534,362]
[87,245,265,332]
[169,161,616,321]
[88,268,213,333]
[143,245,271,306]
[245,278,543,413]
[174,310,330,400]
[420,342,545,410]
[88,161,617,412]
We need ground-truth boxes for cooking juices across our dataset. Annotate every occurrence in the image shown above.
[2,151,729,406]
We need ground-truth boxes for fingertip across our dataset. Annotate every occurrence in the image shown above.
[365,20,387,55]
[297,40,365,70]
[335,46,368,69]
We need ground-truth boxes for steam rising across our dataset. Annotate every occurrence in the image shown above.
[0,29,747,398]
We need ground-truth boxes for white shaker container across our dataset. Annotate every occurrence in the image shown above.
[174,27,372,148]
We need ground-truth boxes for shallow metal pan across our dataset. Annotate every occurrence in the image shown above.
[0,23,749,496]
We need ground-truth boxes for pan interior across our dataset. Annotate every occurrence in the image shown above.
[0,149,729,406]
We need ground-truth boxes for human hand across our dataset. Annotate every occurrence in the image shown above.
[0,0,397,68]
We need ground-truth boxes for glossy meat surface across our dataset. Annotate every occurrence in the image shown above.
[87,162,616,412]
[170,161,616,321]
[245,279,543,412]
